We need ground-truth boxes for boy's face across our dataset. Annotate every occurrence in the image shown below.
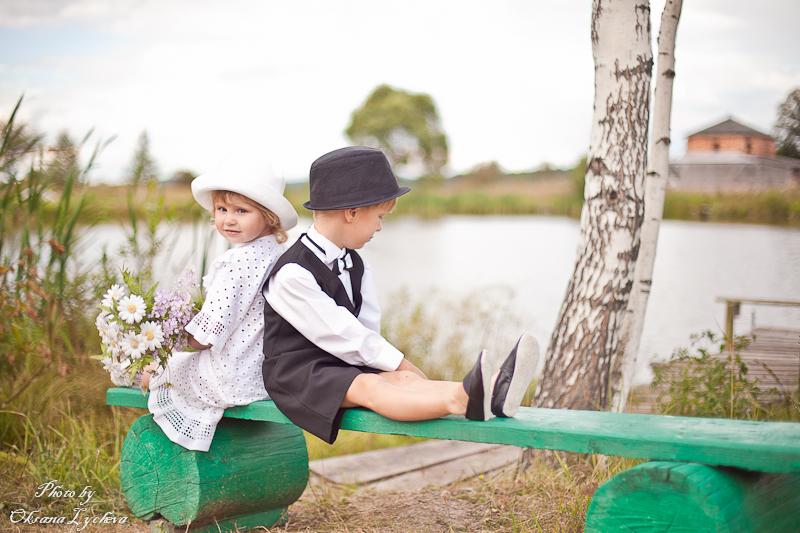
[214,197,270,244]
[341,204,391,249]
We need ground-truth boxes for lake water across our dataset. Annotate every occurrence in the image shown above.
[80,216,800,385]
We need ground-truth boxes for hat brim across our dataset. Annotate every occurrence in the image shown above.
[192,172,298,230]
[303,187,410,211]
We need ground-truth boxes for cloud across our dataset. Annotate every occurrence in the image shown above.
[1,0,798,181]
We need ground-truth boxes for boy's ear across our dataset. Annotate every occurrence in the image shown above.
[343,208,359,223]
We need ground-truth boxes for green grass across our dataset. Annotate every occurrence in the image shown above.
[80,178,800,227]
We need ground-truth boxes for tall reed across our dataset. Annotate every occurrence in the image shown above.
[0,97,137,518]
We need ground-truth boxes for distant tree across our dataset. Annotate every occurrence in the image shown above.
[170,169,196,186]
[774,88,800,159]
[48,131,81,188]
[127,130,158,185]
[571,157,587,202]
[467,161,503,183]
[346,84,448,178]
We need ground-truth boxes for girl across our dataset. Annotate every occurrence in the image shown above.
[142,162,298,452]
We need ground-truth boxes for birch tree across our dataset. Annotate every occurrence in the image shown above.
[534,0,652,411]
[611,0,683,413]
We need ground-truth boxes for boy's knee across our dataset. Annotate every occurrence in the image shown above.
[344,373,387,409]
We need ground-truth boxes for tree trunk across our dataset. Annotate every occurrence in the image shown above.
[534,0,652,411]
[611,0,683,413]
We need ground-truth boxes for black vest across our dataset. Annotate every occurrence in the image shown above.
[262,238,365,366]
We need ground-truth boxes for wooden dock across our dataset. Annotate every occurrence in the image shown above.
[309,440,521,490]
[630,328,800,414]
[740,328,800,401]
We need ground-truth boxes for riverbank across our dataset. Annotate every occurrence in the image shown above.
[76,171,800,226]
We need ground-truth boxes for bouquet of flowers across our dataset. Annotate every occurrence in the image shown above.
[93,266,201,387]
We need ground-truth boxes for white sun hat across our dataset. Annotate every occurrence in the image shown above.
[192,159,298,230]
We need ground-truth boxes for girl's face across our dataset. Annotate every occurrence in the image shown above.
[213,198,271,244]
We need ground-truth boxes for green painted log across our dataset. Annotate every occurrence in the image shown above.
[120,414,308,530]
[585,461,800,532]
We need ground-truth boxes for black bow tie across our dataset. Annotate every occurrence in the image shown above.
[303,234,353,276]
[331,251,353,276]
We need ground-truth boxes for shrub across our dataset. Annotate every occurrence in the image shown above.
[652,330,798,421]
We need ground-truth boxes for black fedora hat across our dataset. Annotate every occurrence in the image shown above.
[303,146,410,210]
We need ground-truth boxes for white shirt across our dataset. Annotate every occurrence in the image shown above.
[265,224,404,372]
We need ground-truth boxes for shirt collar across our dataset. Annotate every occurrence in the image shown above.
[304,225,346,265]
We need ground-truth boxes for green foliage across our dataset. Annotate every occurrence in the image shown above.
[380,287,534,402]
[346,84,448,178]
[170,168,196,185]
[126,130,158,185]
[0,97,43,179]
[572,156,587,203]
[1,97,109,378]
[118,184,183,284]
[47,130,81,189]
[0,367,136,518]
[662,189,800,225]
[774,87,800,159]
[652,331,798,421]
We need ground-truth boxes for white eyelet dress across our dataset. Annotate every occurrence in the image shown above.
[147,235,285,451]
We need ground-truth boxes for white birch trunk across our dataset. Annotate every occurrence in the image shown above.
[535,0,652,411]
[610,0,683,413]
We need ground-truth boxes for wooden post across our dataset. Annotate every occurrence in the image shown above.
[585,461,800,532]
[120,414,309,532]
[725,300,741,341]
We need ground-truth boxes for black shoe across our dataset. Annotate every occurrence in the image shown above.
[462,349,495,421]
[491,333,539,418]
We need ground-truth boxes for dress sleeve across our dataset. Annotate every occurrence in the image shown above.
[186,241,276,354]
[266,263,404,371]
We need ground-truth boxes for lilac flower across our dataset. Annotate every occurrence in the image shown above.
[97,265,201,385]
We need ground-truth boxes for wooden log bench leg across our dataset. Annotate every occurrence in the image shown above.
[121,414,309,532]
[585,461,800,532]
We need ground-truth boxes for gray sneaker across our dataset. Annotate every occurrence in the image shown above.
[490,333,540,418]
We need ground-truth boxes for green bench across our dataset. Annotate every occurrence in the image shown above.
[107,387,800,532]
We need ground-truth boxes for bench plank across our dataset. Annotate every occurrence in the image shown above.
[108,387,800,474]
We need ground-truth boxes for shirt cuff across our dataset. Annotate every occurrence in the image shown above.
[371,342,405,372]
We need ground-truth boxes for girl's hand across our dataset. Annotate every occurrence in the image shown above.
[187,335,212,351]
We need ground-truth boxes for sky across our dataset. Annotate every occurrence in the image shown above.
[1,0,798,184]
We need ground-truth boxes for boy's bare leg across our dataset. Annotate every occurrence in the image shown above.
[342,373,468,420]
[380,370,459,392]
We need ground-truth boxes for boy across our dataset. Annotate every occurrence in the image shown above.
[262,146,538,444]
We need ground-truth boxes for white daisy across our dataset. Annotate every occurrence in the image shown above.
[101,284,127,309]
[102,355,132,386]
[102,322,122,346]
[118,294,147,324]
[120,332,147,360]
[139,321,165,351]
[104,284,127,302]
[96,313,109,337]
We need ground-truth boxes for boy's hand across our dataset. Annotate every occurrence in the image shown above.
[396,358,428,380]
[187,335,212,351]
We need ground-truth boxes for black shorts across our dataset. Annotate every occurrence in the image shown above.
[263,347,383,444]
